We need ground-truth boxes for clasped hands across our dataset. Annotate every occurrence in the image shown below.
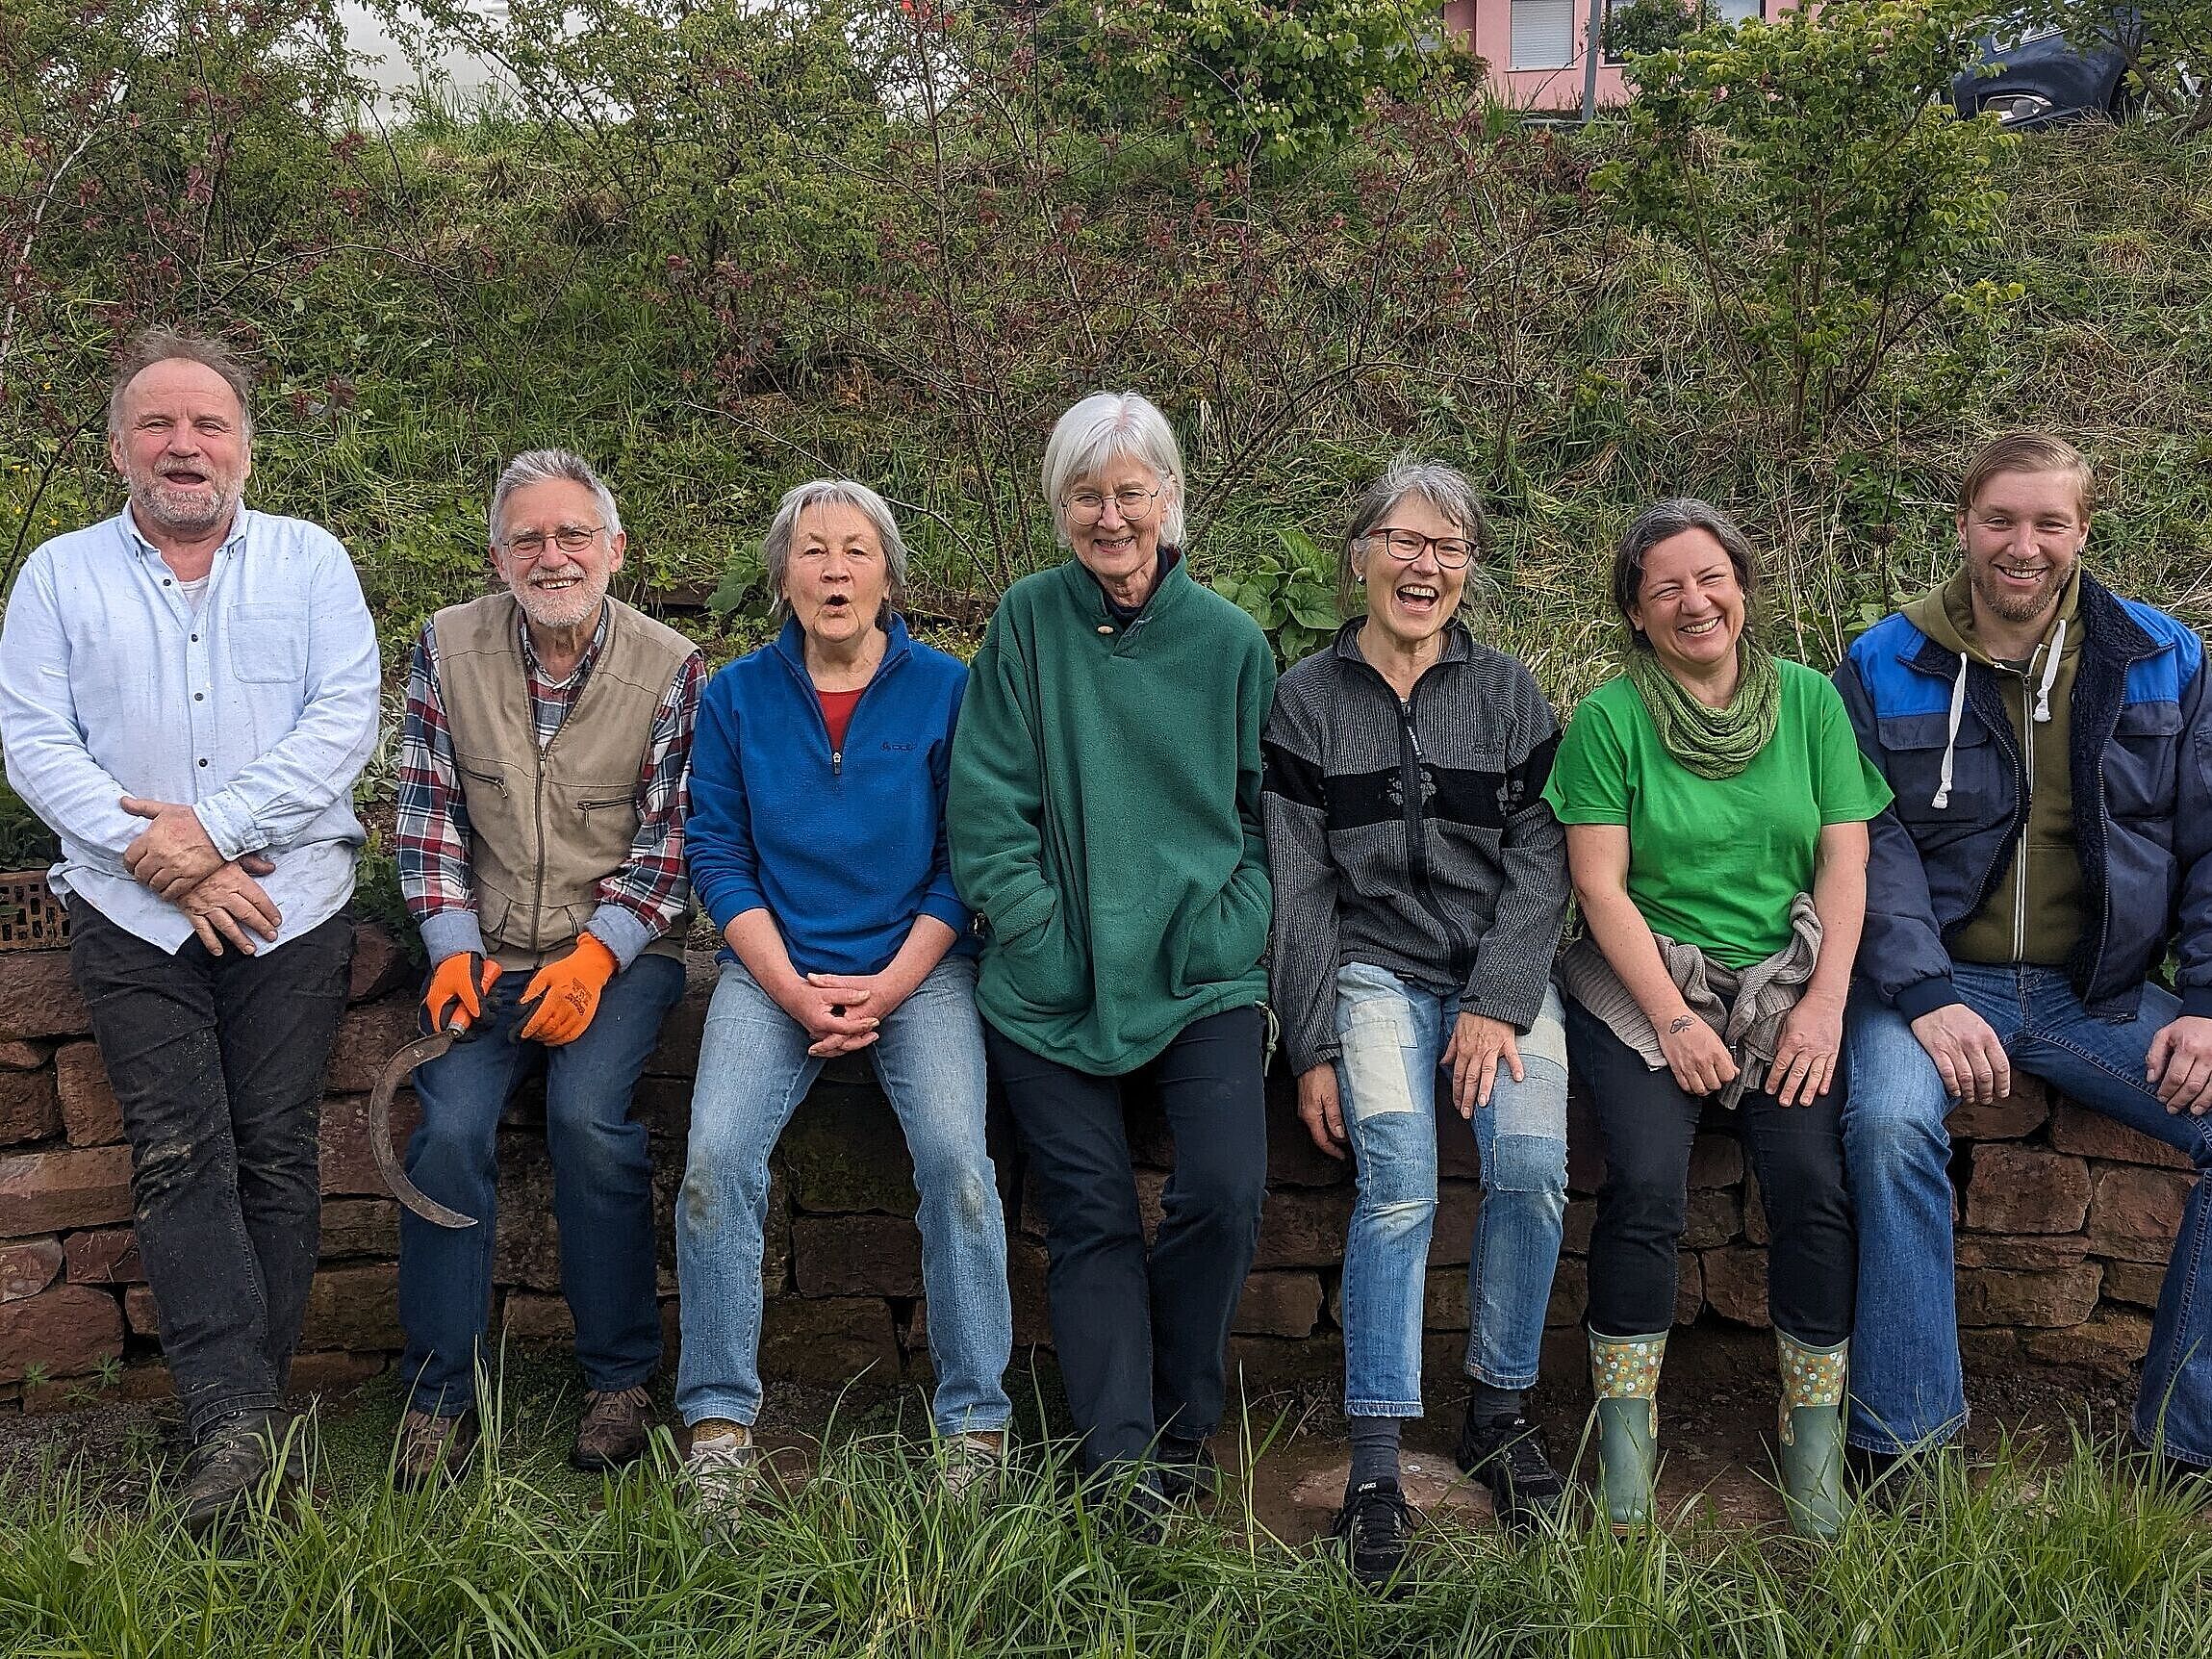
[119,795,280,956]
[774,968,921,1059]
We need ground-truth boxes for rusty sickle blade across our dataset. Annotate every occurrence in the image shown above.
[369,1030,477,1229]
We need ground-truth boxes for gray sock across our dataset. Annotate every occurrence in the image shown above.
[1347,1415,1403,1491]
[1468,1380,1524,1430]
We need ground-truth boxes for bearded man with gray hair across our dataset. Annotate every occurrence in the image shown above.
[392,448,704,1486]
[0,326,379,1532]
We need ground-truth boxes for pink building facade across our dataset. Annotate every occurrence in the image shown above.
[1441,0,1792,113]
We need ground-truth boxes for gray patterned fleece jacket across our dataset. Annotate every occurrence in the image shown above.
[1260,618,1571,1075]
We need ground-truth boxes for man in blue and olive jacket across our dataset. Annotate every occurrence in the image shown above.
[1835,432,2212,1486]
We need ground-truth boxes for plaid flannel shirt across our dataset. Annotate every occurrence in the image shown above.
[396,601,705,967]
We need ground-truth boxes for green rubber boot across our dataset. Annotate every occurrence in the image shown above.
[1589,1330,1665,1531]
[1776,1332,1848,1540]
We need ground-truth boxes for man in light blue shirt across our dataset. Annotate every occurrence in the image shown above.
[0,326,378,1534]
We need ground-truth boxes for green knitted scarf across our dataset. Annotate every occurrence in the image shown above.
[1623,638,1781,779]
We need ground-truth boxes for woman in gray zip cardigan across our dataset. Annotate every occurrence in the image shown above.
[1261,458,1573,1588]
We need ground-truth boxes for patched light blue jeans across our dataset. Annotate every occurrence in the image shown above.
[1333,962,1570,1417]
[674,955,1013,1438]
[1844,965,2212,1466]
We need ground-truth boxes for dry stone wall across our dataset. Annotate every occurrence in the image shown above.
[0,926,2191,1413]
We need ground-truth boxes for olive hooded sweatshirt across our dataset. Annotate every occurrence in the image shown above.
[1903,565,2086,966]
[947,553,1276,1074]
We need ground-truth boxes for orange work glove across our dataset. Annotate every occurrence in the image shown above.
[421,951,502,1035]
[516,932,619,1047]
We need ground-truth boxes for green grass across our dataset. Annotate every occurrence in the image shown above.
[3,1378,2209,1658]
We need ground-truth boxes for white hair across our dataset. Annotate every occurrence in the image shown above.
[491,448,623,544]
[762,478,909,622]
[1041,391,1187,548]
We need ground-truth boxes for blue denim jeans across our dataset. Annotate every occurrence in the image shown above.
[397,952,685,1416]
[674,955,1012,1438]
[1843,964,2212,1464]
[1333,962,1570,1416]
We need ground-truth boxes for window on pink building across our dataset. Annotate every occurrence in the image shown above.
[1511,0,1578,67]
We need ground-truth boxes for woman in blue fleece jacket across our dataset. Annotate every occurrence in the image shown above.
[674,480,1011,1510]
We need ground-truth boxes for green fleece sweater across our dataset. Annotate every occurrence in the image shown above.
[1906,567,2085,966]
[948,554,1277,1074]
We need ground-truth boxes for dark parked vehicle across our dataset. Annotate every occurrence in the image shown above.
[1951,13,2137,127]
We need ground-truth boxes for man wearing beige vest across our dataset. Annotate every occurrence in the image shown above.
[394,449,704,1485]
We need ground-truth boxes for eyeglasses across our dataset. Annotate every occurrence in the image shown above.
[1064,485,1164,526]
[1364,528,1474,570]
[503,523,606,559]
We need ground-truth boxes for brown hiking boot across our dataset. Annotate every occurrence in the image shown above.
[395,1408,479,1491]
[572,1384,655,1472]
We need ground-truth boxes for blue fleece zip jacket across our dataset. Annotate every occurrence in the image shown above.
[1836,573,2212,1023]
[685,613,973,978]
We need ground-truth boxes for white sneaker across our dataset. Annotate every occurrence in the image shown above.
[683,1419,759,1517]
[940,1429,1007,1498]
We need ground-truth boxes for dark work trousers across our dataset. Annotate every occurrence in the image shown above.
[985,1006,1268,1473]
[65,896,354,1438]
[1566,995,1855,1346]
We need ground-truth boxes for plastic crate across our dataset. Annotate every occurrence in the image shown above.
[0,870,69,951]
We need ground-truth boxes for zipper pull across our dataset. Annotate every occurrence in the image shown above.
[832,749,843,777]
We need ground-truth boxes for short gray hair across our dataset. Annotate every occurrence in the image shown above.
[1042,391,1187,548]
[762,478,909,622]
[107,325,255,438]
[1340,456,1492,617]
[1612,498,1761,648]
[491,449,623,546]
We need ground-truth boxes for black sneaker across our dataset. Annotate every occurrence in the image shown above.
[1456,1413,1566,1531]
[1118,1472,1174,1544]
[176,1410,277,1538]
[1156,1439,1220,1504]
[1331,1478,1415,1590]
[1843,1442,1907,1511]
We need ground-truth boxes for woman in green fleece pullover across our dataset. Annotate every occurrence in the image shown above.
[948,391,1276,1519]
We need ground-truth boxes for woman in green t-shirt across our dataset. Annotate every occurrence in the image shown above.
[1543,498,1893,1539]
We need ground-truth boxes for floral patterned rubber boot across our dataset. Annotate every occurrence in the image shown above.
[1589,1329,1666,1531]
[1777,1332,1849,1540]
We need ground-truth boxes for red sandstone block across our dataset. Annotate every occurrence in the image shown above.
[793,1214,924,1298]
[1233,1271,1322,1339]
[2048,1103,2191,1171]
[1701,1246,1769,1327]
[323,998,420,1094]
[2101,1260,2163,1309]
[287,1350,387,1396]
[124,1284,159,1337]
[1945,1080,2050,1140]
[21,1357,173,1414]
[1675,1250,1705,1326]
[0,1238,64,1302]
[1955,1264,2102,1328]
[318,1199,398,1260]
[1251,1186,1355,1270]
[758,1295,897,1388]
[0,953,90,1041]
[501,1290,575,1345]
[0,1144,132,1238]
[1228,1331,1345,1391]
[1562,1197,1594,1255]
[0,1283,123,1383]
[2021,1311,2152,1378]
[298,1263,401,1350]
[347,922,414,1005]
[0,1040,45,1068]
[0,1070,59,1146]
[1953,1234,2088,1269]
[1963,1144,2091,1235]
[63,1227,141,1285]
[1425,1182,1483,1268]
[1683,1187,1741,1250]
[2084,1164,2191,1263]
[1545,1257,1588,1328]
[318,1089,421,1197]
[1688,1134,1743,1189]
[53,1042,122,1148]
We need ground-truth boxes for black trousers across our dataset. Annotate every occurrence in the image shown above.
[986,1006,1268,1472]
[66,897,354,1437]
[1566,996,1855,1347]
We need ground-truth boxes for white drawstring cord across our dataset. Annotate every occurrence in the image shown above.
[2032,618,2066,723]
[1932,651,1968,810]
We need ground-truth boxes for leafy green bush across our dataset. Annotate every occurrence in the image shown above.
[1076,0,1437,164]
[1595,0,2021,447]
[1213,528,1340,666]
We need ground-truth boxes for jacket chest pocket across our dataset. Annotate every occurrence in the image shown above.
[2105,702,2180,820]
[225,604,309,685]
[1878,711,2005,830]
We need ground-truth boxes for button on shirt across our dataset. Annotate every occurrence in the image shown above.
[0,507,381,953]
